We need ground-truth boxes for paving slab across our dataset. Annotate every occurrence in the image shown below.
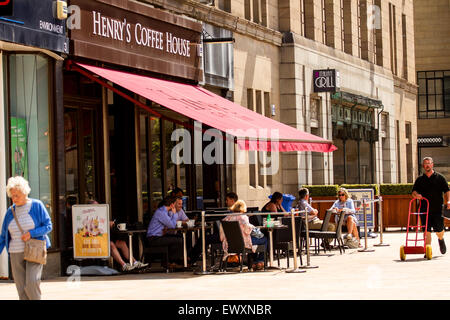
[0,231,448,300]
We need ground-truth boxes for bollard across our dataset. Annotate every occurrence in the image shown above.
[194,211,215,275]
[286,209,306,273]
[358,199,375,253]
[374,196,390,247]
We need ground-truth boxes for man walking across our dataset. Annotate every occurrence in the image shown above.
[412,157,450,254]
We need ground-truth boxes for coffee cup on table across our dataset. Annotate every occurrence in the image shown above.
[117,223,126,231]
[176,221,183,228]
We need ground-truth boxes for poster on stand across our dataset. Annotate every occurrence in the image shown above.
[347,189,374,229]
[72,204,110,259]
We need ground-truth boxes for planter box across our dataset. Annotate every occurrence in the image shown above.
[381,195,413,230]
[309,196,336,220]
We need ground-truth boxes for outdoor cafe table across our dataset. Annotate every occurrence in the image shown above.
[168,223,213,268]
[256,224,288,270]
[117,229,147,265]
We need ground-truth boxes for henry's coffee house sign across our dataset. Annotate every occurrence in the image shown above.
[70,0,202,81]
[313,69,340,93]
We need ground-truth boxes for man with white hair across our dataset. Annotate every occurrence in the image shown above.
[412,157,450,254]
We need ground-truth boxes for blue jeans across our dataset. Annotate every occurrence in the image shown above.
[251,236,267,263]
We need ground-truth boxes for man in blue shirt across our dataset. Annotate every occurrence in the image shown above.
[146,196,184,267]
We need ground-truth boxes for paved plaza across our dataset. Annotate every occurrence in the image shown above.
[0,230,449,300]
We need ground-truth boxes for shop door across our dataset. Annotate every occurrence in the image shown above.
[64,105,102,205]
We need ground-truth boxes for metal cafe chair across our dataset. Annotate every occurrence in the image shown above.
[316,211,347,254]
[219,221,266,272]
[273,217,302,268]
[307,209,333,254]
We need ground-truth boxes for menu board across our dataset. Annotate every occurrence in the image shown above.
[347,189,374,228]
[72,204,110,259]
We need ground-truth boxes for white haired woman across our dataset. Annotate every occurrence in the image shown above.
[0,176,52,300]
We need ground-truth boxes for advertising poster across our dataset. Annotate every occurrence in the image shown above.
[347,189,374,228]
[72,204,110,259]
[10,117,28,179]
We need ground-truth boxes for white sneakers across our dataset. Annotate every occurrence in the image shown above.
[133,261,149,269]
[122,261,149,272]
[346,234,352,240]
[122,263,135,272]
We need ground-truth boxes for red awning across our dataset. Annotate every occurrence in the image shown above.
[73,62,337,153]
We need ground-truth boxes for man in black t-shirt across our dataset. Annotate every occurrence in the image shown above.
[412,157,450,254]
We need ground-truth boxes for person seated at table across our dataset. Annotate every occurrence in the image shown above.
[225,192,238,209]
[188,192,239,265]
[295,188,336,248]
[219,200,267,271]
[146,196,185,268]
[109,220,148,272]
[86,199,148,272]
[170,187,184,198]
[261,192,286,213]
[329,188,361,247]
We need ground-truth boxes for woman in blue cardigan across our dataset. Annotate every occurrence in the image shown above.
[0,176,52,300]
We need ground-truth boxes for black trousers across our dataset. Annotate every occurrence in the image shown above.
[147,235,184,263]
[189,233,221,263]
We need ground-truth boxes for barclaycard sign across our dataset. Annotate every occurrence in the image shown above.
[313,69,340,93]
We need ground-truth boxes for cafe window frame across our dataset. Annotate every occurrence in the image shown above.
[2,52,57,248]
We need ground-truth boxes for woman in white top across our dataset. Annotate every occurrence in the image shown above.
[0,176,52,300]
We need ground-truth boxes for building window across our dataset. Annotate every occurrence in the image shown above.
[340,0,345,51]
[321,0,326,44]
[304,0,315,40]
[245,0,268,27]
[4,53,54,245]
[343,0,352,55]
[300,0,305,37]
[357,0,362,58]
[374,0,383,66]
[401,14,408,80]
[417,71,450,119]
[389,3,397,75]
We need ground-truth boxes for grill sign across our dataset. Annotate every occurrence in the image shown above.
[313,69,339,93]
[0,0,13,16]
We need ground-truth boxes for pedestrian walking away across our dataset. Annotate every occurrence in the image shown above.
[412,157,450,254]
[0,176,53,300]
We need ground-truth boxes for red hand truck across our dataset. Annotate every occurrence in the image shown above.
[400,197,432,261]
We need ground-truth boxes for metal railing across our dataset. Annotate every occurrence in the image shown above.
[194,210,308,275]
[309,196,389,251]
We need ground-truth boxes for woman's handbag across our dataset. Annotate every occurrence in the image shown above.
[11,206,47,265]
[250,227,265,239]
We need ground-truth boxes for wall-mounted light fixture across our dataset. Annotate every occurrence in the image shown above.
[53,0,67,20]
[202,29,234,44]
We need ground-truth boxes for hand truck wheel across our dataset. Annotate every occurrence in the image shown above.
[425,244,432,260]
[400,245,406,261]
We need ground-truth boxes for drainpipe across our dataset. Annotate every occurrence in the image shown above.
[376,104,384,184]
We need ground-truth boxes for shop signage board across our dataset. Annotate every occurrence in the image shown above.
[72,204,110,259]
[10,117,28,179]
[313,69,340,93]
[0,0,69,53]
[70,0,202,81]
[347,189,375,228]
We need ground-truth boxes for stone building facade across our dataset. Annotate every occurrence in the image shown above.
[145,0,418,208]
[414,0,450,179]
